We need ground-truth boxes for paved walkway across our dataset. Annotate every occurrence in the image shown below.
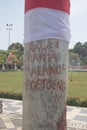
[0,98,87,130]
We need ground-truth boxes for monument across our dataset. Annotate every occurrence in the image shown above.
[23,0,71,130]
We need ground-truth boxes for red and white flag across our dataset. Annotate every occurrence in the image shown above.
[24,0,71,44]
[6,52,15,64]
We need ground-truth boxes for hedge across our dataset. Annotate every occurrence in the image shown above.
[67,97,87,107]
[0,92,87,107]
[0,92,22,100]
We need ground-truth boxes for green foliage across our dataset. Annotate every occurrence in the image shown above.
[0,50,8,64]
[73,42,83,55]
[83,56,87,65]
[81,100,87,107]
[8,42,24,51]
[67,97,87,107]
[8,42,24,65]
[69,52,80,66]
[0,42,24,69]
[0,92,22,100]
[70,41,87,65]
[67,97,81,106]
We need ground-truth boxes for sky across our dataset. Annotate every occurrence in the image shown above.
[0,0,87,50]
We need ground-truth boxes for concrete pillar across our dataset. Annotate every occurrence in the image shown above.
[0,100,3,114]
[23,39,69,130]
[23,0,70,130]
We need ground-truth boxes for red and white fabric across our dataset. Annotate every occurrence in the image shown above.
[6,52,15,64]
[24,0,71,44]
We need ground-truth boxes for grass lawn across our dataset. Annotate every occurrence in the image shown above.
[0,71,23,94]
[0,71,87,99]
[68,71,87,99]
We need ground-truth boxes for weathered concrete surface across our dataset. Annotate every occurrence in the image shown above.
[23,39,69,130]
[0,100,3,114]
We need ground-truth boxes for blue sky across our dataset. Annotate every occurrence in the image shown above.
[0,0,87,50]
[0,0,24,50]
[70,0,87,48]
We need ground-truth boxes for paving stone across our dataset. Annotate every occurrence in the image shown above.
[10,119,22,127]
[67,107,74,112]
[74,115,87,122]
[0,117,6,129]
[80,109,87,114]
[0,98,87,130]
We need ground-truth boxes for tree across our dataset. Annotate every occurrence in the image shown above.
[83,56,87,65]
[8,42,24,65]
[8,42,24,52]
[72,42,87,65]
[69,52,80,66]
[73,42,83,58]
[82,42,87,57]
[0,50,8,64]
